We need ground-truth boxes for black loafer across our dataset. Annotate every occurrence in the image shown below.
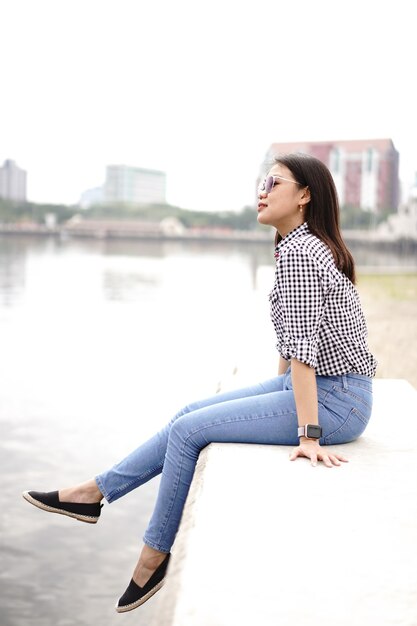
[22,490,103,523]
[116,552,171,613]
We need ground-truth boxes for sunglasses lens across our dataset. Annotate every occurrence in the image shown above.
[265,176,273,194]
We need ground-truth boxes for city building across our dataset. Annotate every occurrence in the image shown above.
[79,186,104,209]
[262,139,399,212]
[104,165,166,205]
[377,173,417,241]
[0,159,27,202]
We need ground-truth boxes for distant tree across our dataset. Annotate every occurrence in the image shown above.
[340,205,395,230]
[0,198,260,230]
[0,198,78,224]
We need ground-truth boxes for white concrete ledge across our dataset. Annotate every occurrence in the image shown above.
[152,380,417,626]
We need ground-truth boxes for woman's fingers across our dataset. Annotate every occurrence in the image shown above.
[314,448,331,467]
[326,453,349,465]
[328,453,349,465]
[336,455,349,463]
[309,452,318,467]
[289,447,301,461]
[289,445,349,467]
[329,455,341,466]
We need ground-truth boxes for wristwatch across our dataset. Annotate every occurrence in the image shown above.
[297,424,322,439]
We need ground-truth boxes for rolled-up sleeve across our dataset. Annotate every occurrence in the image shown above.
[277,249,325,368]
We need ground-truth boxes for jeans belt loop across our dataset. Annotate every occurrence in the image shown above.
[342,374,348,390]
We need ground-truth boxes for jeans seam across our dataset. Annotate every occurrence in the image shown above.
[105,461,164,501]
[143,537,172,553]
[348,382,373,391]
[331,385,372,410]
[351,406,370,426]
[187,410,297,436]
[94,476,109,502]
[153,410,297,547]
[154,440,187,547]
[324,410,353,444]
[324,407,369,444]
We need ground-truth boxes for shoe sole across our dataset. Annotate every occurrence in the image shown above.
[22,491,100,524]
[115,579,165,613]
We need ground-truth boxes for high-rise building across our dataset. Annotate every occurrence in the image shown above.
[262,139,399,212]
[104,165,166,205]
[0,159,27,202]
[79,186,104,209]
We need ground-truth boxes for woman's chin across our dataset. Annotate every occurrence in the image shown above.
[257,212,270,226]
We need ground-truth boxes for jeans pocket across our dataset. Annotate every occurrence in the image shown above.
[324,405,371,445]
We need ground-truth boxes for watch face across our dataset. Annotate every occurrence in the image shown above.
[306,424,322,439]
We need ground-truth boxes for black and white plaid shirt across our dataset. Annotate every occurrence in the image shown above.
[269,222,377,377]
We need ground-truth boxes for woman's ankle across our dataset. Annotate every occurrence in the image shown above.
[59,480,103,504]
[140,544,167,564]
[133,547,168,586]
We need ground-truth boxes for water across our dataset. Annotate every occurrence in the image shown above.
[0,234,415,626]
[0,234,278,626]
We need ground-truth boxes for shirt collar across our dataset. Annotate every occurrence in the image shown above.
[275,222,309,255]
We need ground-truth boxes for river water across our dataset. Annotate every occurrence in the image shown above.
[0,234,415,626]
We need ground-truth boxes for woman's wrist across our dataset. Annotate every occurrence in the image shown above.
[299,436,320,444]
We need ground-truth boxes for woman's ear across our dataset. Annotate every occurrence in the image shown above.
[301,186,311,203]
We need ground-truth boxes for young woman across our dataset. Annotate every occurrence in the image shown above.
[23,153,377,613]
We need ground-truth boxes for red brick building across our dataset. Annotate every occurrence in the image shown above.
[263,138,399,212]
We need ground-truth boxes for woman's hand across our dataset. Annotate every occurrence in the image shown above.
[289,438,349,468]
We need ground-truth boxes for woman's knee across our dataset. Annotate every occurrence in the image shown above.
[169,413,193,440]
[168,412,207,453]
[167,403,194,427]
[167,395,216,427]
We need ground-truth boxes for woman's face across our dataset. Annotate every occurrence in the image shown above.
[257,163,309,236]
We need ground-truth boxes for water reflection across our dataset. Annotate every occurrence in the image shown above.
[348,240,417,269]
[0,234,278,626]
[0,238,27,307]
[0,233,415,626]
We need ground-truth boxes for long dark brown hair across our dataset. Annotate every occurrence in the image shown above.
[273,153,356,284]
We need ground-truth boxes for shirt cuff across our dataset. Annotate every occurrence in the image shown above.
[279,337,318,369]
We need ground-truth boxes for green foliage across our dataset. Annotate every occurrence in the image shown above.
[86,202,261,230]
[340,204,395,230]
[0,198,77,224]
[0,196,397,233]
[0,198,261,230]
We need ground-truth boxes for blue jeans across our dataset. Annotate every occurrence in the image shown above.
[95,369,373,552]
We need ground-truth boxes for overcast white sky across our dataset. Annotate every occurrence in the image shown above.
[1,0,416,212]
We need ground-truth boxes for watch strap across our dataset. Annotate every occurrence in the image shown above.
[298,424,322,439]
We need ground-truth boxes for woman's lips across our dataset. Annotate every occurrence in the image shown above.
[258,202,267,212]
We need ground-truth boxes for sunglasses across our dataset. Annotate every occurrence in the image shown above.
[258,175,300,195]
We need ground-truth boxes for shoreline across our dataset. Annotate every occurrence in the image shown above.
[1,222,417,252]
